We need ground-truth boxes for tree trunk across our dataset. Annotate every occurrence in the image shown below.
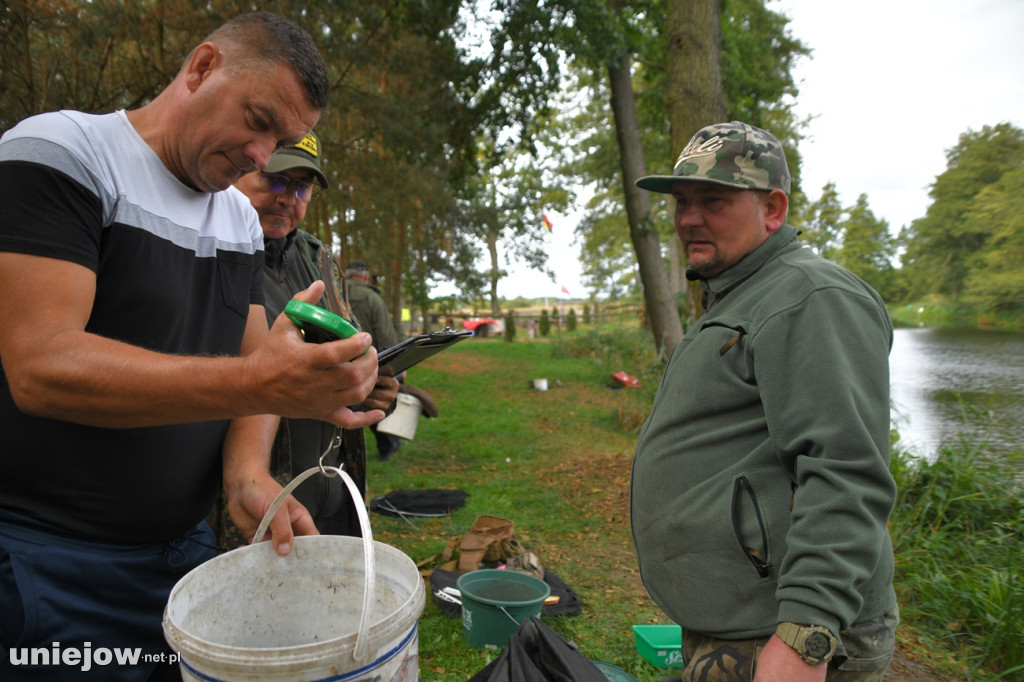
[487,228,501,316]
[607,51,684,354]
[665,0,725,321]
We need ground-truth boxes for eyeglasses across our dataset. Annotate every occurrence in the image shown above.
[258,172,321,201]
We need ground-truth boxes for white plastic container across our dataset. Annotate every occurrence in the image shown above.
[376,392,423,440]
[163,468,424,681]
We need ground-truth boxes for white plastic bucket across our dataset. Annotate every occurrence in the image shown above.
[532,378,548,391]
[376,393,422,440]
[163,467,424,681]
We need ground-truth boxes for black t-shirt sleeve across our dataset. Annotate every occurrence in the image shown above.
[0,160,105,271]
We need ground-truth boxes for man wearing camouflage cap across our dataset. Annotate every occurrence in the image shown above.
[630,122,898,681]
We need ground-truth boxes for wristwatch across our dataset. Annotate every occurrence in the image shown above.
[775,622,838,665]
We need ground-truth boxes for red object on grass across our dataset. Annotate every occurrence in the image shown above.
[611,371,640,388]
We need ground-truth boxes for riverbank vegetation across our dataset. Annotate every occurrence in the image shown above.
[369,331,1021,681]
[890,437,1024,679]
[889,300,1024,334]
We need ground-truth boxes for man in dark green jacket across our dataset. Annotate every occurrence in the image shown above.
[214,132,399,541]
[631,122,898,682]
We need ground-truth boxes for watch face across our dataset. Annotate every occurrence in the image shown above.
[805,632,832,658]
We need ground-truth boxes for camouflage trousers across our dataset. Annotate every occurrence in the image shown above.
[679,609,898,682]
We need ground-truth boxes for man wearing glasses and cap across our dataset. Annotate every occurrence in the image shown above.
[220,132,399,542]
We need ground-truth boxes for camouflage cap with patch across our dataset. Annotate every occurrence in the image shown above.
[264,131,328,188]
[636,121,790,195]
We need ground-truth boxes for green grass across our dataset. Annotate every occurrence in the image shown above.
[889,432,1024,680]
[367,331,670,680]
[361,328,1022,681]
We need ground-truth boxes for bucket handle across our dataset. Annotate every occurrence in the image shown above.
[251,462,376,664]
[498,606,521,626]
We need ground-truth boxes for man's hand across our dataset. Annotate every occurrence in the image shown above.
[753,635,828,682]
[243,282,385,428]
[225,468,319,556]
[364,371,399,413]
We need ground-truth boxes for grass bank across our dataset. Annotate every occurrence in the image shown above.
[889,299,1024,332]
[364,329,1021,681]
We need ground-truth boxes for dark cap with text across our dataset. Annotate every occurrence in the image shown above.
[636,121,790,195]
[264,131,328,188]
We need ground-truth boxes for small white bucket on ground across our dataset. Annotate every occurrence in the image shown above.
[163,467,424,681]
[532,378,548,391]
[377,392,423,440]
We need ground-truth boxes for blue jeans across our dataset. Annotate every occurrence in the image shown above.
[0,509,218,681]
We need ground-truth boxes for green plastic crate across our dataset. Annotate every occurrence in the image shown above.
[631,624,684,669]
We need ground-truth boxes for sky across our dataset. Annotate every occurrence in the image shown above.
[442,0,1024,302]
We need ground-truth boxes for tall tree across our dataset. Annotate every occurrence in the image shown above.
[663,0,725,322]
[299,0,486,325]
[900,122,1024,300]
[835,194,898,301]
[608,46,683,352]
[803,181,844,258]
[546,0,807,339]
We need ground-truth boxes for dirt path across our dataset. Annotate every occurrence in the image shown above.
[889,649,958,681]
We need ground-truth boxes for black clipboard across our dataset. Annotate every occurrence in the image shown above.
[378,329,473,374]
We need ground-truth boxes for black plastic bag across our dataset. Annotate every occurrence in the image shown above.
[468,617,607,682]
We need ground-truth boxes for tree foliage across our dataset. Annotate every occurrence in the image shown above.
[552,0,808,310]
[835,194,899,301]
[960,166,1024,310]
[801,181,843,258]
[16,2,1002,327]
[1,0,496,329]
[1,0,224,131]
[900,123,1024,304]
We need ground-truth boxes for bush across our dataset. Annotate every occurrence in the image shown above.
[539,309,551,337]
[566,307,577,332]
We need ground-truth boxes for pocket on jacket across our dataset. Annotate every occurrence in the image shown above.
[731,475,773,579]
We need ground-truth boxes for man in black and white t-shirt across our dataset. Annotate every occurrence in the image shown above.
[0,13,385,681]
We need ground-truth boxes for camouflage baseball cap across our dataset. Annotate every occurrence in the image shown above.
[264,131,328,188]
[636,121,791,195]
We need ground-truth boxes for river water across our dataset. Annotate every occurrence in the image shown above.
[889,326,1024,460]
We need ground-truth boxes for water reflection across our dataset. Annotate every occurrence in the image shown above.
[889,327,1024,459]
